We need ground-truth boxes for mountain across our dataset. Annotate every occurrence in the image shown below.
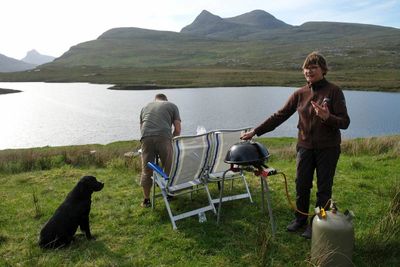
[0,49,54,73]
[45,10,399,70]
[179,9,400,44]
[180,10,291,38]
[1,10,399,90]
[49,27,209,68]
[225,10,291,29]
[0,53,36,73]
[21,49,55,65]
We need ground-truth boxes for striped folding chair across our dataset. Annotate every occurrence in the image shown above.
[148,132,216,230]
[205,128,254,221]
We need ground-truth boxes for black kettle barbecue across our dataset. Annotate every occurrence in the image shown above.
[224,140,270,168]
[217,140,278,235]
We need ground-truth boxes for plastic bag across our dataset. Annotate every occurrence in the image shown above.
[196,125,207,135]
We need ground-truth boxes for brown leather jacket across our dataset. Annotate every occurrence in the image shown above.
[254,79,350,149]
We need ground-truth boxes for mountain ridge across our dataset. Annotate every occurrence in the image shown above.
[21,49,55,65]
[1,10,399,90]
[225,9,291,29]
[47,12,399,69]
[0,54,36,73]
[180,9,292,38]
[0,50,55,73]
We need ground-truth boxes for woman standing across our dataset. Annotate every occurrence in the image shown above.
[241,51,350,239]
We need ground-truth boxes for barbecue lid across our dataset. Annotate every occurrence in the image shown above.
[224,141,269,165]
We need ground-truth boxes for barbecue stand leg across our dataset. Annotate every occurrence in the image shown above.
[260,176,265,212]
[261,176,276,237]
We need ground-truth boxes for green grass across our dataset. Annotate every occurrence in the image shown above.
[0,136,399,266]
[1,66,399,92]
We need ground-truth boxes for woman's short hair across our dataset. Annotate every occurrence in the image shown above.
[302,51,328,75]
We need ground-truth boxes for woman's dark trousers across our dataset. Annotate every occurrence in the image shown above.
[295,146,341,223]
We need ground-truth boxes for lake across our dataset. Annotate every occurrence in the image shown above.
[0,82,399,150]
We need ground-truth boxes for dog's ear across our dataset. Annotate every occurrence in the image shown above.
[76,180,89,197]
[76,176,94,197]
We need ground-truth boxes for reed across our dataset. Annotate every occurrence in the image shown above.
[0,140,141,174]
[341,136,400,156]
[259,135,400,163]
[256,222,274,266]
[32,188,43,219]
[1,136,399,175]
[358,183,400,265]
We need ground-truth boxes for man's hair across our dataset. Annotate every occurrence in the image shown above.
[302,51,328,75]
[155,94,168,101]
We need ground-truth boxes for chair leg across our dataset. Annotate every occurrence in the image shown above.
[161,190,177,230]
[204,185,217,214]
[151,178,156,210]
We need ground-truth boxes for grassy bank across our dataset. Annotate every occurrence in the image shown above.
[0,136,399,266]
[1,66,399,92]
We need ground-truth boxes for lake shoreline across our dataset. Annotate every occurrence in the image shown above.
[0,88,22,95]
[2,83,399,93]
[1,66,399,92]
[2,134,400,152]
[108,85,181,90]
[108,84,400,92]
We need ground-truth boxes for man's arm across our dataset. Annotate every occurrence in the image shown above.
[173,120,181,137]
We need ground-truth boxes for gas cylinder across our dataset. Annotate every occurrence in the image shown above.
[311,205,355,267]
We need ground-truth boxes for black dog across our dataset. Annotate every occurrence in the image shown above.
[39,175,104,249]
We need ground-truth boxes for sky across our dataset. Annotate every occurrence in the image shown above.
[1,0,399,60]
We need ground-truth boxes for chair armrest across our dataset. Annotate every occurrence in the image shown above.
[147,162,169,180]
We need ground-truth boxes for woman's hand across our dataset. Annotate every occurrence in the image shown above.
[241,130,255,140]
[311,101,330,121]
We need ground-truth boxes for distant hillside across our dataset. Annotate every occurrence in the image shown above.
[1,10,399,90]
[21,49,55,65]
[180,10,399,44]
[45,9,399,71]
[225,10,291,29]
[181,9,291,38]
[0,54,36,73]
